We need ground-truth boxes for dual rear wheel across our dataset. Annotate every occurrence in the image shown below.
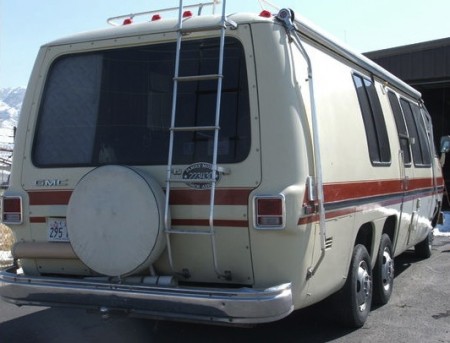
[338,234,394,328]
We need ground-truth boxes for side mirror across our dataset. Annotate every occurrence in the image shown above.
[440,136,450,153]
[439,136,450,166]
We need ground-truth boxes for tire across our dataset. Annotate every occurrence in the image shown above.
[67,165,166,277]
[415,230,433,259]
[337,244,373,328]
[373,234,394,305]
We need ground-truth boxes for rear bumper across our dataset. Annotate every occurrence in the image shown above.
[0,266,293,325]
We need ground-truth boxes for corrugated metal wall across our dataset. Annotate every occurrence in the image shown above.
[365,38,450,85]
[366,38,450,208]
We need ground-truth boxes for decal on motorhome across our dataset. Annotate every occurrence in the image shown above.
[182,162,221,189]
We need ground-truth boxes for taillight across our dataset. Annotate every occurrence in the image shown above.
[254,195,285,229]
[2,196,22,224]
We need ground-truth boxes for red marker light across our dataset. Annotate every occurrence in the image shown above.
[259,10,272,18]
[123,18,133,25]
[151,14,161,21]
[183,10,193,18]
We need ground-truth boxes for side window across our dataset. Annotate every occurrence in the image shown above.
[399,99,432,167]
[387,90,412,166]
[352,74,391,165]
[421,107,436,154]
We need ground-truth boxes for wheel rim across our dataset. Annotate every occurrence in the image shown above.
[356,260,372,312]
[381,247,394,292]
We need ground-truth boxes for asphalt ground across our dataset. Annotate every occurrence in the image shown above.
[0,235,449,343]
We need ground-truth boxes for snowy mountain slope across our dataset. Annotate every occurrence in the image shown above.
[0,87,25,176]
[0,87,25,127]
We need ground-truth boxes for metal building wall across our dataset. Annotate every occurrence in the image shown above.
[365,38,450,207]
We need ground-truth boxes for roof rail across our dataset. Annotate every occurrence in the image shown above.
[107,1,221,26]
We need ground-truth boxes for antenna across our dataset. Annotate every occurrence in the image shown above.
[257,0,280,11]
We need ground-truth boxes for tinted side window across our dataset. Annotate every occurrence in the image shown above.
[399,99,431,167]
[387,90,412,165]
[33,37,251,167]
[352,74,391,165]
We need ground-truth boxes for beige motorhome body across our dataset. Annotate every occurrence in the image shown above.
[0,4,444,327]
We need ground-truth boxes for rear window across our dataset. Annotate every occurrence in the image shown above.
[32,37,251,167]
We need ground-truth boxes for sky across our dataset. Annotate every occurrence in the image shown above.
[2,0,450,88]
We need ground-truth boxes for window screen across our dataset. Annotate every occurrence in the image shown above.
[33,37,251,167]
[400,99,431,167]
[352,74,391,165]
[387,90,412,165]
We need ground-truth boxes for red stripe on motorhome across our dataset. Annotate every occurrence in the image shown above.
[168,189,251,205]
[28,216,248,228]
[323,179,401,204]
[28,189,252,206]
[299,178,442,225]
[27,179,438,206]
[322,178,437,204]
[30,217,47,223]
[28,190,72,206]
[171,219,248,227]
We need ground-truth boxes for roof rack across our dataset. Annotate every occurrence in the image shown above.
[107,1,221,26]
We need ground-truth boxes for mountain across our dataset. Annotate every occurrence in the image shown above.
[0,87,25,176]
[0,87,25,126]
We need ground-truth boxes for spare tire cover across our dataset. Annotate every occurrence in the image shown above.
[67,165,166,277]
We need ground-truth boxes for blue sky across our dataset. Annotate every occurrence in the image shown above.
[2,0,450,87]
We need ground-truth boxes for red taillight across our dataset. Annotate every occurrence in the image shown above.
[259,10,272,18]
[151,14,161,21]
[255,195,285,229]
[183,10,193,18]
[2,196,22,224]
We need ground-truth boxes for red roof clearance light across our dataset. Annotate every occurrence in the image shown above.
[122,18,133,25]
[183,10,193,18]
[151,14,162,21]
[259,10,272,18]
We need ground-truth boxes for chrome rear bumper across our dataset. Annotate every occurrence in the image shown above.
[0,267,293,325]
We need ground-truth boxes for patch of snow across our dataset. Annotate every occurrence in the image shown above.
[435,211,450,236]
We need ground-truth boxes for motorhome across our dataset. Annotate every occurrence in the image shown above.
[0,1,446,328]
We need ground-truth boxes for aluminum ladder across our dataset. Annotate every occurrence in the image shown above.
[164,0,235,281]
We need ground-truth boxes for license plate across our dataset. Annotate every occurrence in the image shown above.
[48,218,69,242]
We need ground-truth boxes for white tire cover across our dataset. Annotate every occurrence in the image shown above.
[67,165,166,277]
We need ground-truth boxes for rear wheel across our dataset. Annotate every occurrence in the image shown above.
[338,244,373,328]
[415,230,433,259]
[373,234,394,305]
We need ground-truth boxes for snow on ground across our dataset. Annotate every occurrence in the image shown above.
[0,250,12,266]
[435,211,450,236]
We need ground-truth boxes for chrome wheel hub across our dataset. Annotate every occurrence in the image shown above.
[356,261,372,312]
[381,248,394,291]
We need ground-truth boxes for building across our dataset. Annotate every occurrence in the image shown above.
[365,38,450,203]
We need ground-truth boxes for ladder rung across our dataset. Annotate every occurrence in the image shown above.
[167,178,217,183]
[165,228,212,236]
[170,125,219,132]
[174,74,223,82]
